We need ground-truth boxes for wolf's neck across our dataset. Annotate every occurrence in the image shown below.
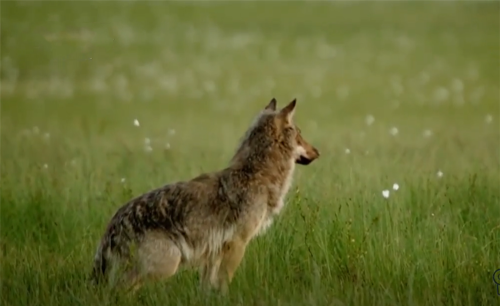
[226,144,296,215]
[232,151,296,215]
[228,124,296,186]
[229,145,295,186]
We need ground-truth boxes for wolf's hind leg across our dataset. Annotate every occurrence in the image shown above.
[122,269,143,293]
[138,232,182,283]
[106,263,143,294]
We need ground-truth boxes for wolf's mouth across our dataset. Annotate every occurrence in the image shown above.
[296,156,313,165]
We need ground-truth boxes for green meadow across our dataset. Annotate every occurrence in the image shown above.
[1,1,499,305]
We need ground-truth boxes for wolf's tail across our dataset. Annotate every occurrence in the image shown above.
[89,243,108,286]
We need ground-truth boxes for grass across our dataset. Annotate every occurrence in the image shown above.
[1,1,499,305]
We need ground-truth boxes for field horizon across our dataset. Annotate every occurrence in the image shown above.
[1,1,499,305]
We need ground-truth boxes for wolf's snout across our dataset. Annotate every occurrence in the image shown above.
[296,146,319,165]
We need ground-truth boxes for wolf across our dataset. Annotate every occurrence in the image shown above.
[90,98,320,293]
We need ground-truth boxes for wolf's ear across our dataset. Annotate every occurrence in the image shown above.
[264,98,277,111]
[279,99,297,122]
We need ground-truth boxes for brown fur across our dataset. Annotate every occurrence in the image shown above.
[90,98,320,293]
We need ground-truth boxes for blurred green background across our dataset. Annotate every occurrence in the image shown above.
[1,1,499,306]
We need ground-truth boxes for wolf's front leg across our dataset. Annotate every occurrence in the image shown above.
[215,238,247,294]
[198,257,222,290]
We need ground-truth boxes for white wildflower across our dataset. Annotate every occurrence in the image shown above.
[437,170,443,178]
[433,87,449,102]
[393,183,399,191]
[382,190,390,198]
[365,115,375,126]
[345,148,351,154]
[389,127,399,136]
[336,85,350,100]
[419,72,430,84]
[451,78,464,93]
[133,119,140,127]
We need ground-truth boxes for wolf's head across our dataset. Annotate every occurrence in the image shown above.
[232,98,320,167]
[263,98,320,165]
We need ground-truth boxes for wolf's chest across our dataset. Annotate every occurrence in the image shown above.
[257,163,296,236]
[273,161,295,215]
